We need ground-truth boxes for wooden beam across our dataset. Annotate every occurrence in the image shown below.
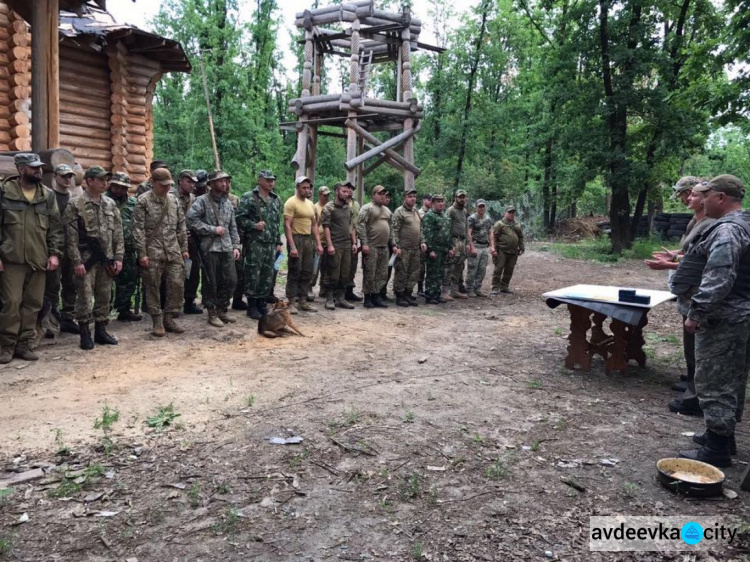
[345,119,420,175]
[31,0,60,152]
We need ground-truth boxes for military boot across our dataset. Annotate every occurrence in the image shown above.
[183,299,203,315]
[207,309,225,328]
[79,323,95,350]
[440,288,454,302]
[363,294,374,309]
[163,314,185,334]
[679,430,732,468]
[247,299,262,320]
[218,309,236,324]
[288,298,299,315]
[298,300,318,312]
[372,294,388,308]
[0,347,12,364]
[396,291,410,307]
[257,298,269,316]
[151,315,166,337]
[335,291,355,309]
[117,309,142,322]
[345,288,363,302]
[231,298,248,311]
[407,291,419,307]
[13,348,38,361]
[325,294,336,310]
[94,322,118,345]
[693,431,737,455]
[451,285,468,299]
[59,317,80,334]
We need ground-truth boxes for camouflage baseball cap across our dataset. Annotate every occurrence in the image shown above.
[195,170,208,185]
[15,153,44,167]
[179,169,198,182]
[151,168,174,186]
[455,189,467,197]
[84,166,111,180]
[318,185,331,196]
[506,205,517,213]
[208,169,231,183]
[670,176,703,200]
[694,174,746,199]
[422,193,433,200]
[476,199,487,206]
[258,170,276,179]
[432,193,445,201]
[371,185,388,196]
[54,164,74,176]
[109,171,131,187]
[334,181,355,190]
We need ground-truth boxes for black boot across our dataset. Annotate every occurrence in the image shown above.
[668,397,703,416]
[363,294,374,309]
[372,294,388,308]
[247,298,262,320]
[183,299,203,314]
[693,431,737,455]
[117,309,142,322]
[232,298,248,310]
[679,430,732,468]
[396,291,410,307]
[79,323,94,350]
[379,290,393,302]
[94,322,118,345]
[407,292,419,306]
[59,317,80,334]
[345,288,363,302]
[257,298,269,316]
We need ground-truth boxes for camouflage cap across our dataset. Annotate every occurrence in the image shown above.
[84,166,111,180]
[54,164,74,176]
[694,174,746,199]
[371,185,388,196]
[15,153,44,167]
[178,169,198,182]
[258,170,276,180]
[207,170,231,183]
[109,171,131,187]
[195,170,208,185]
[150,160,168,172]
[318,185,331,196]
[151,168,174,186]
[432,193,445,201]
[455,189,467,197]
[670,176,703,200]
[405,187,417,194]
[334,180,355,190]
[476,199,487,207]
[506,205,517,213]
[422,193,433,200]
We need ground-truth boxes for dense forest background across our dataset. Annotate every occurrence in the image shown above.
[150,0,750,252]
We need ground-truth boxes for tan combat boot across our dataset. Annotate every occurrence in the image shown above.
[207,309,225,328]
[440,287,454,302]
[298,300,318,312]
[163,313,185,334]
[152,314,166,337]
[288,298,299,315]
[451,285,468,299]
[218,309,236,324]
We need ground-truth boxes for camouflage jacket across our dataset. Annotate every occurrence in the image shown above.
[105,190,138,253]
[468,213,494,245]
[422,209,452,253]
[390,205,424,250]
[493,219,524,253]
[186,192,240,254]
[0,176,64,270]
[687,210,750,324]
[132,190,187,262]
[171,186,195,219]
[64,192,125,266]
[446,204,469,239]
[356,202,392,247]
[236,187,282,246]
[135,180,152,197]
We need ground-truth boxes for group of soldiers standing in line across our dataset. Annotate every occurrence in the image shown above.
[0,152,525,363]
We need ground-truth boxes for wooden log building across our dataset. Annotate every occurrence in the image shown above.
[0,0,190,187]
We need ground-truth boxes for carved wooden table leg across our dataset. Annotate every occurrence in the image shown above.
[626,314,648,367]
[607,319,630,374]
[589,312,613,363]
[565,304,592,371]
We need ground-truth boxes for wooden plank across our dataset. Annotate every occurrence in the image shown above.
[60,122,110,140]
[60,101,110,120]
[60,89,110,110]
[59,133,110,151]
[59,113,112,132]
[60,44,109,69]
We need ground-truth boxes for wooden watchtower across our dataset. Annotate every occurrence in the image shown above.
[286,0,444,199]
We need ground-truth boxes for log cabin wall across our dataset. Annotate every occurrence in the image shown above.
[0,4,31,152]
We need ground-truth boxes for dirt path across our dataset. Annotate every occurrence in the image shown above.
[1,246,748,561]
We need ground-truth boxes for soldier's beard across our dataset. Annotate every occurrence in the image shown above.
[23,172,42,184]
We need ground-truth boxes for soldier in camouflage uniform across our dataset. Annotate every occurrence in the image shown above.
[421,194,453,304]
[64,166,124,350]
[236,170,282,320]
[172,170,202,314]
[466,199,497,297]
[491,206,524,295]
[391,187,425,307]
[135,159,168,197]
[345,189,363,302]
[443,190,469,300]
[675,175,750,467]
[417,194,432,296]
[132,168,189,337]
[320,181,357,311]
[187,170,241,327]
[106,173,141,322]
[356,185,392,309]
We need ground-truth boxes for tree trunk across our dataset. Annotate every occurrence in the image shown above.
[542,138,553,231]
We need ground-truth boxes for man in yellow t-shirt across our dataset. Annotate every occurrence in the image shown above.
[284,176,323,313]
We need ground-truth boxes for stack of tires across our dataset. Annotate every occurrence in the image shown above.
[652,213,692,240]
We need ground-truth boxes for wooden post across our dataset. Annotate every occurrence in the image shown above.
[356,135,364,205]
[303,30,313,97]
[31,0,60,152]
[401,28,415,192]
[313,45,322,96]
[199,54,221,170]
[346,19,360,184]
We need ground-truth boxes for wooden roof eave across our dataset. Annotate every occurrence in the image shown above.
[5,0,110,20]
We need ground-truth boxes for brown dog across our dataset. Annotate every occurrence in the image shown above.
[257,301,305,338]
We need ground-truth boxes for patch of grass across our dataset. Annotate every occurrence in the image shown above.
[554,327,563,336]
[213,507,240,535]
[404,410,415,423]
[484,455,513,480]
[245,395,255,407]
[545,235,666,263]
[93,404,119,456]
[215,482,231,495]
[472,433,484,444]
[51,428,70,456]
[85,463,105,478]
[188,481,201,508]
[527,379,543,389]
[554,418,565,431]
[328,406,361,429]
[398,473,422,500]
[288,448,310,469]
[0,489,15,507]
[623,482,639,498]
[0,535,11,556]
[531,440,540,452]
[411,541,423,560]
[146,403,181,430]
[49,478,82,499]
[428,485,439,505]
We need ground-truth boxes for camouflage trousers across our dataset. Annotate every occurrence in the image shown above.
[310,245,327,294]
[44,254,76,321]
[114,250,139,313]
[184,237,201,302]
[74,262,114,323]
[233,254,245,303]
[425,250,447,299]
[347,248,360,290]
[444,238,467,289]
[695,319,750,436]
[362,246,389,294]
[244,242,275,299]
[324,246,352,294]
[466,244,490,293]
[202,251,237,311]
[492,251,518,290]
[0,263,45,351]
[394,248,421,294]
[286,234,315,300]
[142,259,184,316]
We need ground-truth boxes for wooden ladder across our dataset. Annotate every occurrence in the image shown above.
[358,50,373,96]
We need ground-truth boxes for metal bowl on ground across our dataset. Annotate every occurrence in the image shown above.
[656,458,725,497]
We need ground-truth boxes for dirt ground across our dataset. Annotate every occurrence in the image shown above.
[1,245,749,561]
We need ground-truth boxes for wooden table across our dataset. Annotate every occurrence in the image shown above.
[543,285,676,374]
